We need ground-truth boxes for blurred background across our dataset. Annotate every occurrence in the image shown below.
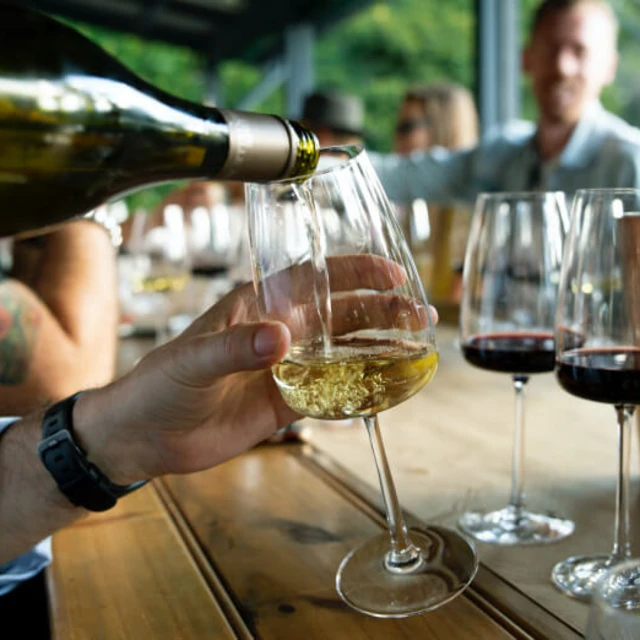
[26,0,640,213]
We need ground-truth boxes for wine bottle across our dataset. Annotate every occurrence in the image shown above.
[0,2,319,237]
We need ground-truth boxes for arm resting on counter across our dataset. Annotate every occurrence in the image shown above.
[2,220,118,414]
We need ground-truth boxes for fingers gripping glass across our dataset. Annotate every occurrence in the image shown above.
[246,146,478,618]
[458,191,575,545]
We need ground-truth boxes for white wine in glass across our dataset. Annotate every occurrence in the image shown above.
[246,145,478,618]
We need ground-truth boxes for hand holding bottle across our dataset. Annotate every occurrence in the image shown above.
[73,254,432,484]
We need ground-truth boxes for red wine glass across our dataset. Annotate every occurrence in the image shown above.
[458,191,575,545]
[552,188,640,600]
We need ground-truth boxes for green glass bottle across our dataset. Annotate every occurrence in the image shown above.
[0,2,318,236]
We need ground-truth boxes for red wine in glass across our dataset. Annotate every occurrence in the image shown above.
[462,332,555,374]
[551,188,640,601]
[556,348,640,405]
[458,190,574,546]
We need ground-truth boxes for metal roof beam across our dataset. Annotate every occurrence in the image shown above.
[475,0,520,134]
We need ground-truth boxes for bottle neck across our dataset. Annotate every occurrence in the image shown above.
[215,109,317,182]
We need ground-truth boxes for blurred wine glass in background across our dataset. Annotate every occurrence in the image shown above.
[121,204,190,343]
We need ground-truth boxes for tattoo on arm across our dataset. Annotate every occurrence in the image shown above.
[0,283,41,384]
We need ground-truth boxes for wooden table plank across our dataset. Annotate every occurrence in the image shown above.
[301,446,581,640]
[47,484,238,640]
[160,445,522,639]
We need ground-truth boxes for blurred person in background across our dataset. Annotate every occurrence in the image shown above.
[393,83,479,307]
[301,89,365,147]
[373,0,640,203]
[394,83,478,155]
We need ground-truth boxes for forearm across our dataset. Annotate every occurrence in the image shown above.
[0,279,114,414]
[0,221,119,413]
[0,413,85,564]
[30,220,118,349]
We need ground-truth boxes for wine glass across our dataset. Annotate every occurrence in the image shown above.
[552,188,640,600]
[246,145,478,618]
[126,204,191,343]
[586,559,640,639]
[458,191,575,545]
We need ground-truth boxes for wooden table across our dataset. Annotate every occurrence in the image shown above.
[47,324,638,638]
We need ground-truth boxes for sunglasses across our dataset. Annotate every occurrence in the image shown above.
[395,119,431,135]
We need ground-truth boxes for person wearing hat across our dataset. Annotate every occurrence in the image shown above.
[301,90,365,147]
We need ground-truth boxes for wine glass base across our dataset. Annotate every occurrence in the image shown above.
[335,526,478,618]
[552,554,625,601]
[458,505,575,545]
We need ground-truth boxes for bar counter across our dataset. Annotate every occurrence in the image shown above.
[46,324,638,638]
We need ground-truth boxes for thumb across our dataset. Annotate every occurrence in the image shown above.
[167,322,291,383]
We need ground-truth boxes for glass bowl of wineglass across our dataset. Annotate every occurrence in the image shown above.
[245,145,478,618]
[552,188,640,600]
[125,204,191,343]
[458,191,575,545]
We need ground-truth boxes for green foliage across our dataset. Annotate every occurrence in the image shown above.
[609,1,640,126]
[219,61,285,115]
[69,22,210,212]
[71,22,206,101]
[313,0,476,150]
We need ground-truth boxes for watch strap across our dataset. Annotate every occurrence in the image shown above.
[38,393,147,511]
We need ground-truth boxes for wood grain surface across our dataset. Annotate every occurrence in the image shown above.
[47,485,237,640]
[160,446,520,639]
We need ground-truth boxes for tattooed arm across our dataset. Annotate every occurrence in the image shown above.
[1,221,118,414]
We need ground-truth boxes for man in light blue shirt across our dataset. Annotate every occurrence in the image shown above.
[373,0,640,204]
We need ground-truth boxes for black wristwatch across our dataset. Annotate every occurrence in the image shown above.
[38,393,147,511]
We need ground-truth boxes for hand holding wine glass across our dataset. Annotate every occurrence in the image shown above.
[552,188,640,600]
[246,145,477,618]
[458,191,574,545]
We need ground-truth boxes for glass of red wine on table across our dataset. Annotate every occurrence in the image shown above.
[552,188,640,600]
[458,191,575,545]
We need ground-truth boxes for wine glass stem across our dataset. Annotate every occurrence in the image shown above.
[611,404,635,563]
[509,375,529,514]
[363,415,418,567]
[154,296,170,346]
